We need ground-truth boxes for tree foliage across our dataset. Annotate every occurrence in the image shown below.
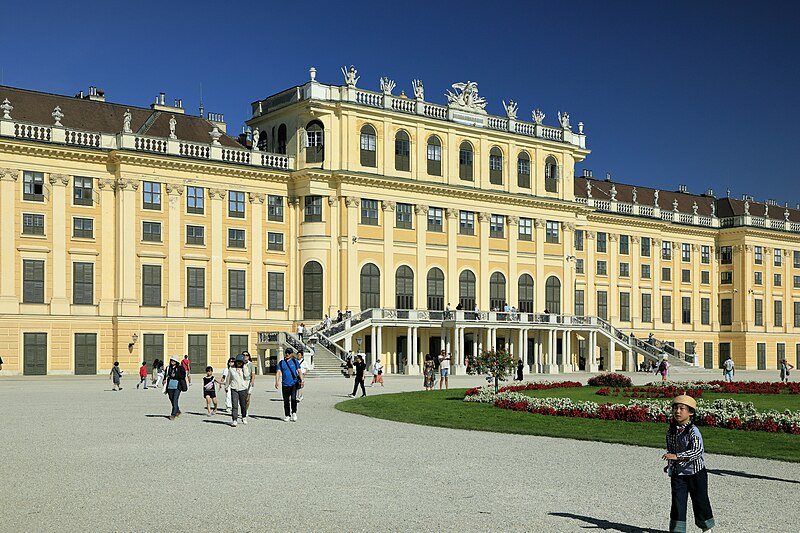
[467,349,516,393]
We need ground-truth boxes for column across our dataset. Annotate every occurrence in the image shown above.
[476,330,483,358]
[406,326,413,375]
[563,330,572,372]
[116,178,139,315]
[166,184,184,317]
[49,174,70,314]
[208,189,226,318]
[97,179,116,315]
[607,336,615,371]
[345,197,360,312]
[382,201,395,307]
[0,168,19,313]
[630,236,641,327]
[562,222,575,313]
[414,205,428,312]
[412,326,419,369]
[653,238,662,324]
[479,212,490,308]
[249,192,265,320]
[288,196,301,319]
[608,233,619,322]
[370,325,377,366]
[376,326,383,367]
[328,196,340,315]
[446,208,458,305]
[508,216,519,309]
[458,326,465,369]
[588,330,599,372]
[585,231,596,315]
[534,219,546,311]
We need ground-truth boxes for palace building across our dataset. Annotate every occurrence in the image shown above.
[1,68,798,375]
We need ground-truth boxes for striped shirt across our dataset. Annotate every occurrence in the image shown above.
[666,423,705,476]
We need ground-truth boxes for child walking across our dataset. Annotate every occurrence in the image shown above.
[662,395,715,533]
[203,366,220,416]
[137,361,148,389]
[110,361,123,391]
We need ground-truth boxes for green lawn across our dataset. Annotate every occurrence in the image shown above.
[335,388,800,462]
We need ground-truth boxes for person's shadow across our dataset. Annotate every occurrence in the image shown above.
[202,419,231,426]
[549,512,668,533]
[708,469,800,484]
[144,414,170,419]
[248,415,284,421]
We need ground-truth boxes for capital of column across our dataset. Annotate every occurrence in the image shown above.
[97,178,116,191]
[48,173,70,186]
[328,195,340,207]
[382,200,396,212]
[344,196,360,208]
[445,208,458,219]
[586,230,595,239]
[533,218,545,228]
[608,233,618,242]
[166,183,184,196]
[0,167,19,181]
[630,235,640,243]
[208,188,226,199]
[562,221,574,231]
[248,192,265,204]
[507,215,519,226]
[414,204,429,215]
[116,178,139,191]
[478,211,491,223]
[692,244,700,252]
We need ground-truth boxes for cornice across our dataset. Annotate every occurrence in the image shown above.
[0,138,109,164]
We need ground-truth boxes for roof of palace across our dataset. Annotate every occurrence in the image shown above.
[0,85,241,148]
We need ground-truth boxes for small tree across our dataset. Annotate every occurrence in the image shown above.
[467,349,516,393]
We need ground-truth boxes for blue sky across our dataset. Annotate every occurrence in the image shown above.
[2,0,798,205]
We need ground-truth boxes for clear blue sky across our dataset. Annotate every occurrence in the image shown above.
[2,1,799,205]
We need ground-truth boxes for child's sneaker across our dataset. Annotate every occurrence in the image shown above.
[242,418,248,425]
[290,413,298,422]
[231,420,238,427]
[283,416,291,422]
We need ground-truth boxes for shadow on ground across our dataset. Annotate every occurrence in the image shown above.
[709,468,800,484]
[549,512,668,532]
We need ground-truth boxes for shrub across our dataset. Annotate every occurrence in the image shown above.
[587,373,632,388]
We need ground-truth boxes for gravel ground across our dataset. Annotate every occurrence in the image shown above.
[0,369,798,532]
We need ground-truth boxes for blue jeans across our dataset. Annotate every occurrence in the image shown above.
[167,388,181,416]
[723,370,733,382]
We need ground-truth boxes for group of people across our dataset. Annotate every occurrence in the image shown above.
[422,351,451,391]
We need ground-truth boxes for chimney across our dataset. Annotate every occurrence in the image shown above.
[207,112,227,133]
[150,92,186,114]
[605,172,612,182]
[582,169,592,178]
[703,188,714,197]
[678,184,688,193]
[87,86,105,102]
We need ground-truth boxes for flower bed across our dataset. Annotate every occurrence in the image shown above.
[646,380,800,395]
[587,373,632,388]
[596,386,704,399]
[464,381,583,402]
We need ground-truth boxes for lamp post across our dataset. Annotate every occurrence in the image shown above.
[356,336,363,354]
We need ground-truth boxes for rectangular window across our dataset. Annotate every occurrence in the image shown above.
[662,241,672,260]
[575,289,584,315]
[720,246,732,264]
[778,343,786,369]
[267,195,284,222]
[23,259,44,303]
[620,292,630,321]
[754,298,763,326]
[73,217,94,239]
[597,290,608,320]
[143,181,161,210]
[619,262,629,277]
[720,298,732,325]
[142,221,162,242]
[681,296,691,324]
[642,293,652,322]
[396,203,412,229]
[458,211,474,235]
[395,135,410,171]
[775,300,783,327]
[230,334,249,358]
[267,232,284,251]
[143,334,164,365]
[187,186,205,214]
[73,176,93,206]
[701,245,710,264]
[775,248,783,267]
[754,271,763,285]
[795,251,800,268]
[142,265,161,307]
[596,260,607,276]
[619,235,629,255]
[794,301,800,328]
[23,171,45,202]
[574,230,584,251]
[774,273,782,287]
[304,196,322,222]
[427,207,443,232]
[681,269,691,283]
[228,190,245,218]
[701,298,710,325]
[186,225,205,245]
[596,232,607,253]
[228,270,246,309]
[575,258,584,274]
[757,343,766,370]
[641,264,651,279]
[489,215,505,239]
[682,243,691,262]
[721,271,733,284]
[641,237,651,257]
[22,213,45,235]
[754,246,763,265]
[518,218,532,241]
[72,262,93,305]
[662,295,672,323]
[794,275,800,289]
[662,267,671,282]
[545,221,559,243]
[361,199,379,226]
[701,270,710,284]
[704,342,714,369]
[187,267,205,308]
[228,228,246,249]
[268,272,284,310]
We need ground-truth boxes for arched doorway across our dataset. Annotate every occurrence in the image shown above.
[302,261,323,320]
[395,266,414,309]
[545,276,561,314]
[459,270,476,310]
[360,263,380,310]
[518,274,534,313]
[427,267,445,310]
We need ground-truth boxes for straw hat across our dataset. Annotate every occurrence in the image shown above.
[672,394,697,410]
[170,355,181,363]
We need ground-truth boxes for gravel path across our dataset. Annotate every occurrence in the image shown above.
[0,371,798,532]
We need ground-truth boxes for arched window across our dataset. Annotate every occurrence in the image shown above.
[459,141,473,181]
[459,270,476,310]
[518,274,534,313]
[489,272,506,310]
[545,156,559,193]
[257,130,269,152]
[277,124,287,155]
[395,266,414,309]
[360,263,380,310]
[426,136,442,176]
[302,261,323,320]
[305,120,324,164]
[517,151,531,188]
[545,276,561,314]
[426,267,445,310]
[489,146,503,185]
[395,130,410,172]
[360,124,377,167]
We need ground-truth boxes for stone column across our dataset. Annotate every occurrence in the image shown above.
[588,330,599,372]
[508,215,519,309]
[116,178,139,316]
[534,219,546,311]
[288,196,301,319]
[412,326,419,369]
[166,184,184,317]
[562,330,572,372]
[607,336,615,371]
[382,201,396,307]
[446,208,458,305]
[345,197,360,313]
[208,188,226,318]
[376,326,383,368]
[48,174,70,314]
[414,205,428,311]
[479,212,490,308]
[406,326,413,375]
[249,192,266,319]
[0,168,19,313]
[370,325,377,366]
[328,196,340,316]
[97,179,116,316]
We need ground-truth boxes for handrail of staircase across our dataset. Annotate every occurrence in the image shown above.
[283,332,307,354]
[312,331,348,362]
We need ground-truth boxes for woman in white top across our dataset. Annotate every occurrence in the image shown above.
[296,352,310,401]
[370,359,384,387]
[220,357,235,415]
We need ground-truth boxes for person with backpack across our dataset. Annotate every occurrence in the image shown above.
[722,356,735,382]
[275,348,304,422]
[164,356,187,420]
[657,356,670,382]
[110,361,123,391]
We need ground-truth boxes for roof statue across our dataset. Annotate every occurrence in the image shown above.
[169,115,177,140]
[446,81,487,112]
[209,125,222,146]
[342,65,360,88]
[610,184,617,201]
[52,106,64,127]
[411,79,424,100]
[743,200,750,215]
[1,98,12,120]
[123,109,132,133]
[379,77,396,96]
[252,128,259,149]
[692,201,698,215]
[653,189,659,207]
[532,108,545,125]
[711,201,716,217]
[785,209,791,222]
[631,187,637,204]
[503,100,518,120]
[586,180,592,198]
[672,198,679,212]
[557,111,571,130]
[764,204,769,218]
[578,121,585,134]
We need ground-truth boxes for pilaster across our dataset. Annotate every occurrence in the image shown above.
[209,188,226,318]
[328,196,340,316]
[166,183,184,317]
[479,212,490,308]
[249,192,265,319]
[507,215,519,310]
[414,204,428,311]
[49,174,70,314]
[0,168,19,312]
[97,179,116,315]
[383,201,396,307]
[288,195,300,319]
[534,218,546,312]
[116,177,139,315]
[446,208,458,304]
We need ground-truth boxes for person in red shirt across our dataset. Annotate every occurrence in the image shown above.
[137,362,148,389]
[181,355,192,385]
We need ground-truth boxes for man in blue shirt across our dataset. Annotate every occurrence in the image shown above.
[275,348,304,422]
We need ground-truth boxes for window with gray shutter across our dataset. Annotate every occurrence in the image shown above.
[268,272,284,310]
[23,259,44,303]
[142,265,161,307]
[228,270,246,309]
[187,267,205,307]
[72,262,93,305]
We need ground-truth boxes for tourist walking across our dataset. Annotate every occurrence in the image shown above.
[780,359,793,382]
[438,351,451,389]
[661,394,715,533]
[203,366,219,416]
[276,348,304,421]
[242,352,255,412]
[137,361,148,389]
[182,354,191,386]
[154,360,165,388]
[345,355,354,378]
[224,355,249,427]
[220,357,235,411]
[0,355,3,371]
[370,359,384,387]
[151,358,159,385]
[722,356,734,382]
[516,358,524,381]
[349,354,367,397]
[423,354,435,391]
[110,361,123,391]
[297,351,310,401]
[297,322,305,343]
[657,356,670,382]
[164,356,187,420]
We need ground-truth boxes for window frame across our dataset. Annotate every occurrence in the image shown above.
[427,207,443,232]
[22,213,45,235]
[489,214,505,239]
[458,142,474,181]
[142,181,162,210]
[142,264,162,307]
[396,203,412,229]
[228,190,245,218]
[187,186,205,215]
[72,262,94,305]
[360,199,379,226]
[23,171,45,202]
[142,221,162,243]
[267,231,284,251]
[186,267,206,308]
[459,211,475,236]
[73,176,93,206]
[304,196,322,222]
[227,228,246,249]
[186,225,205,246]
[72,217,94,239]
[228,269,246,310]
[267,195,284,222]
[545,221,559,243]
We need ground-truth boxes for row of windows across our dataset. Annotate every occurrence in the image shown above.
[721,246,800,267]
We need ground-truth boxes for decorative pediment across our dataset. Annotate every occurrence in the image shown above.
[445,81,487,114]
